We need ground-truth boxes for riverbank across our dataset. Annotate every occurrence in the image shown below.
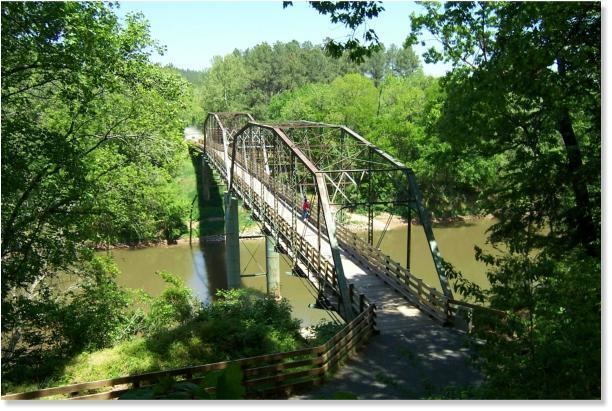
[91,222,263,250]
[340,211,495,232]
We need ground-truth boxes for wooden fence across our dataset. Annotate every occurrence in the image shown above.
[1,305,376,400]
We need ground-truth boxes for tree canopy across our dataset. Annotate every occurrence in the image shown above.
[1,1,191,374]
[306,0,601,399]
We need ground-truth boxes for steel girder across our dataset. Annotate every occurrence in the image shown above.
[226,121,354,321]
[204,112,254,180]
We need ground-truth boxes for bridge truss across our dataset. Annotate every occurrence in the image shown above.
[203,112,454,322]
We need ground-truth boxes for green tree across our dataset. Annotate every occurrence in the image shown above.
[359,44,421,86]
[1,1,190,373]
[284,1,386,62]
[307,0,601,398]
[408,1,600,257]
[386,44,421,77]
[198,40,360,118]
[200,53,249,113]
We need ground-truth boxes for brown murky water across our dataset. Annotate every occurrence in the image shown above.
[107,240,340,327]
[373,218,497,291]
[108,219,495,325]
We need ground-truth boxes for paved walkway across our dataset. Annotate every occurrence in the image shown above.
[293,319,480,399]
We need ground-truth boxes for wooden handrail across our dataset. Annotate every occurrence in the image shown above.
[1,305,376,400]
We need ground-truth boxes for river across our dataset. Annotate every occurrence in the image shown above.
[107,218,495,326]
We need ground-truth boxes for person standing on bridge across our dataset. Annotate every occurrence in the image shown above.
[302,197,311,221]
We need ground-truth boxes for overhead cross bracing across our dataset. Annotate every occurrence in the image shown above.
[203,112,465,327]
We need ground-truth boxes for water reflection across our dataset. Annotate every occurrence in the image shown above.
[109,241,338,327]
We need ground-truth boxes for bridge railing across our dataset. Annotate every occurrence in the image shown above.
[1,305,376,400]
[335,228,449,322]
[222,147,374,318]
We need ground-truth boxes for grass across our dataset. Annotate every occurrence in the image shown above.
[55,326,223,385]
[13,290,311,391]
[176,151,199,208]
[58,339,160,384]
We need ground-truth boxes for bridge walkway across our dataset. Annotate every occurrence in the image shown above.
[203,143,482,398]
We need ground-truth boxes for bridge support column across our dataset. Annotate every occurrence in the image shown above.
[224,192,241,289]
[265,235,281,298]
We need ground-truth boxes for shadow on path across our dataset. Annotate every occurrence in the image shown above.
[294,321,481,399]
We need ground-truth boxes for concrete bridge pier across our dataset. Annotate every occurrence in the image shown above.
[224,192,241,289]
[265,235,281,298]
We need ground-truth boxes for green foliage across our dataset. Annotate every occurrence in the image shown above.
[200,289,303,357]
[3,287,306,393]
[1,1,193,391]
[214,364,247,399]
[409,1,600,255]
[306,320,344,346]
[285,1,385,63]
[60,257,136,351]
[449,249,600,399]
[359,44,421,86]
[197,40,408,118]
[145,271,200,334]
[1,255,147,390]
[119,364,245,400]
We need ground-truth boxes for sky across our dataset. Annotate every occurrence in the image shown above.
[116,0,451,77]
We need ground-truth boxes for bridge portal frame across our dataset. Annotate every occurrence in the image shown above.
[227,122,355,321]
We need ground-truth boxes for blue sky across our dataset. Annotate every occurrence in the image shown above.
[116,1,450,77]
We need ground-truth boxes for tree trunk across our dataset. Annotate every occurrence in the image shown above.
[556,58,598,257]
[557,105,598,257]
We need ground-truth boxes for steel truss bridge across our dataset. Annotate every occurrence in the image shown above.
[202,112,481,330]
[0,115,490,401]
